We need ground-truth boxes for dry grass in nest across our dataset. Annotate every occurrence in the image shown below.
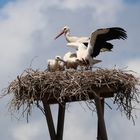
[1,68,140,122]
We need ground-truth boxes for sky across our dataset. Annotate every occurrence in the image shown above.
[0,0,140,140]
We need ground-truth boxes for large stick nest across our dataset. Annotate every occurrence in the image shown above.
[2,68,140,121]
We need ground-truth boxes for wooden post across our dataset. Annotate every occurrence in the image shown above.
[95,97,108,140]
[42,100,56,140]
[97,99,105,140]
[56,103,66,140]
[42,94,107,140]
[42,100,66,140]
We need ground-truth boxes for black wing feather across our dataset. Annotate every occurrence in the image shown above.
[97,27,127,41]
[89,27,127,57]
[103,42,113,50]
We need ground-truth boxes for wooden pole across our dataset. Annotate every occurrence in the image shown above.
[56,103,66,140]
[42,100,56,140]
[95,97,108,140]
[97,99,105,140]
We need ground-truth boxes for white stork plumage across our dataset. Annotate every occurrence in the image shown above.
[55,26,127,53]
[63,51,101,69]
[63,52,78,69]
[55,26,127,67]
[48,56,64,72]
[55,26,89,46]
[66,42,102,67]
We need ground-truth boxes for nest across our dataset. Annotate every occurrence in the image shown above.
[2,68,140,122]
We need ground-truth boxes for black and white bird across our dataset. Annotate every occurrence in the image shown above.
[55,26,127,67]
[63,52,101,69]
[66,42,102,67]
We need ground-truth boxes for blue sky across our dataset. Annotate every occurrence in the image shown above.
[0,0,9,6]
[0,0,140,140]
[124,0,140,4]
[0,0,15,7]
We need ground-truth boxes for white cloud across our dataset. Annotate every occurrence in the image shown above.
[0,0,50,75]
[127,59,140,76]
[12,121,46,140]
[64,103,97,140]
[106,109,140,140]
[53,0,124,25]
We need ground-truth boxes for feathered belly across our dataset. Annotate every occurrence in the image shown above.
[76,49,87,60]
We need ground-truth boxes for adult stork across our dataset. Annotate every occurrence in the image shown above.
[63,52,101,69]
[55,26,89,46]
[55,27,127,67]
[55,26,122,52]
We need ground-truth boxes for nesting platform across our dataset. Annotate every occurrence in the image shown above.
[3,68,140,140]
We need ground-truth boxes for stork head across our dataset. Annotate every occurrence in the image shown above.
[55,55,61,60]
[55,26,70,40]
[55,56,66,63]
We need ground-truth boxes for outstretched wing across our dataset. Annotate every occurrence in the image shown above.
[98,27,127,41]
[89,27,127,57]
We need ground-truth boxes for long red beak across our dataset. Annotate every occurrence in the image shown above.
[54,30,64,40]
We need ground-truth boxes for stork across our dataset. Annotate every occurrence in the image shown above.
[55,26,89,46]
[62,51,101,69]
[55,26,117,52]
[48,56,64,72]
[55,27,127,67]
[66,42,102,67]
[63,52,78,69]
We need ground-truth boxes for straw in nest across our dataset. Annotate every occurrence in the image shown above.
[1,68,140,122]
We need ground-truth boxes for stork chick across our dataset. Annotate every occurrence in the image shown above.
[48,56,64,72]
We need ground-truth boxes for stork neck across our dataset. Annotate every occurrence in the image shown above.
[65,31,71,42]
